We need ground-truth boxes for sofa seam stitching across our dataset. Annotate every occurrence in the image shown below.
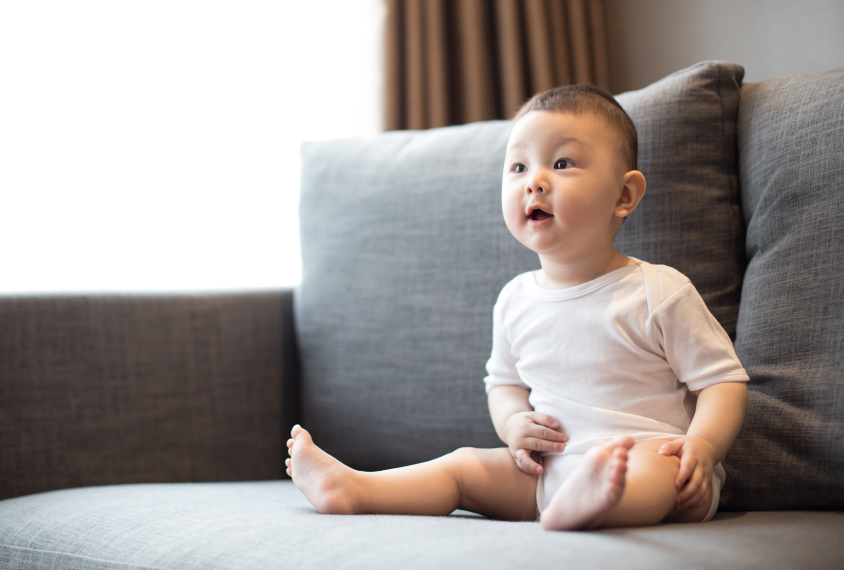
[0,544,168,570]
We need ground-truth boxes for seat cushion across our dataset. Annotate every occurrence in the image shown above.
[1,482,843,570]
[723,67,844,510]
[296,61,747,472]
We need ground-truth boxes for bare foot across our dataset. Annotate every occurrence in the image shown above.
[540,436,635,531]
[285,425,359,514]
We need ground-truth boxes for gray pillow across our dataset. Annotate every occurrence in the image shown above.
[297,122,532,470]
[615,62,746,340]
[721,67,844,510]
[296,61,746,472]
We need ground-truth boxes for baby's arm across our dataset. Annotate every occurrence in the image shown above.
[659,381,748,509]
[488,385,568,475]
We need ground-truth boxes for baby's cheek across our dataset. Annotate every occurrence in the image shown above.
[501,202,523,234]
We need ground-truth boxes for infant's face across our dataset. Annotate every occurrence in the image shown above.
[502,110,628,261]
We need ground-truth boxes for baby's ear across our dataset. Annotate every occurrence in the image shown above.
[615,170,646,218]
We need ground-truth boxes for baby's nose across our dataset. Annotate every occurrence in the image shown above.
[526,170,548,193]
[526,180,546,193]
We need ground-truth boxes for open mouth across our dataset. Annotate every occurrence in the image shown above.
[529,208,553,221]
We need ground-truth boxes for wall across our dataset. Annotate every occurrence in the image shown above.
[605,0,844,93]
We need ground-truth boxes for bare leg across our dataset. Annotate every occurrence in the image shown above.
[540,438,712,531]
[285,425,537,521]
[596,439,713,528]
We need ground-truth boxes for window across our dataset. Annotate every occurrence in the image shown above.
[0,1,384,292]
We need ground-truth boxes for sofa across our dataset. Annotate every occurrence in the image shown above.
[2,61,843,569]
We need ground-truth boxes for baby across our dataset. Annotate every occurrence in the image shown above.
[286,84,749,531]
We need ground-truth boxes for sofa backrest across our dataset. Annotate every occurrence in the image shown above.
[614,63,746,339]
[0,291,296,500]
[297,61,844,511]
[297,120,527,469]
[296,61,748,474]
[724,67,844,510]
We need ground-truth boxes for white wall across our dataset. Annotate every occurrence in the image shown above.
[0,1,384,293]
[605,0,844,93]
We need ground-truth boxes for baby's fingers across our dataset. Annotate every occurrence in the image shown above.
[514,448,542,475]
[658,440,682,457]
[530,424,568,444]
[526,434,567,453]
[679,489,709,511]
[527,413,561,430]
[675,467,704,506]
[676,481,709,510]
[674,453,696,489]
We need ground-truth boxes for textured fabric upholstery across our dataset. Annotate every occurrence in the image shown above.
[297,121,529,470]
[296,62,746,472]
[2,63,844,570]
[1,481,842,570]
[614,62,746,339]
[0,291,298,500]
[721,68,844,510]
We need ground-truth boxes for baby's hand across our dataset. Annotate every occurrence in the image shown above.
[503,412,568,475]
[658,436,715,510]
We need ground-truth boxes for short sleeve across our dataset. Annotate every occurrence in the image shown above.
[650,283,750,392]
[483,285,529,394]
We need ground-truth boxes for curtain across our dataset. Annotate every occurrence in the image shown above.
[384,0,610,131]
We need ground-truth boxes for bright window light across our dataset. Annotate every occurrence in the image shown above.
[0,1,384,293]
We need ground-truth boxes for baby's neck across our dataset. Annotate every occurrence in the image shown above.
[536,250,635,290]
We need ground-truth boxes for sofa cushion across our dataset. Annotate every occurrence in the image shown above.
[1,482,843,570]
[297,121,525,470]
[614,61,746,339]
[296,61,746,471]
[722,67,844,510]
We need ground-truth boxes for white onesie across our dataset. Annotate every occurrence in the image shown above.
[483,258,749,521]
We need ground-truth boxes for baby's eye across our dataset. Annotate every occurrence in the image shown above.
[513,163,526,174]
[554,159,571,169]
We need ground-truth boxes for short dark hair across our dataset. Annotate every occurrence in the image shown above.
[513,84,638,171]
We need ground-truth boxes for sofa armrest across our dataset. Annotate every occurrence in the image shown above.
[0,289,300,500]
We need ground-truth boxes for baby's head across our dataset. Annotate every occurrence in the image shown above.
[513,83,638,173]
[502,84,646,264]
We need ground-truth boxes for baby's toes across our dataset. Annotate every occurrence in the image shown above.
[610,462,626,483]
[613,458,627,476]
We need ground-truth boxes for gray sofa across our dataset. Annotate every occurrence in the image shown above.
[2,61,843,569]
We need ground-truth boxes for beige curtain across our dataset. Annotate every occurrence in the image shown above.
[384,0,610,131]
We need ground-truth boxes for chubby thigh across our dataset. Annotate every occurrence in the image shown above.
[540,438,678,509]
[451,447,538,521]
[540,438,713,525]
